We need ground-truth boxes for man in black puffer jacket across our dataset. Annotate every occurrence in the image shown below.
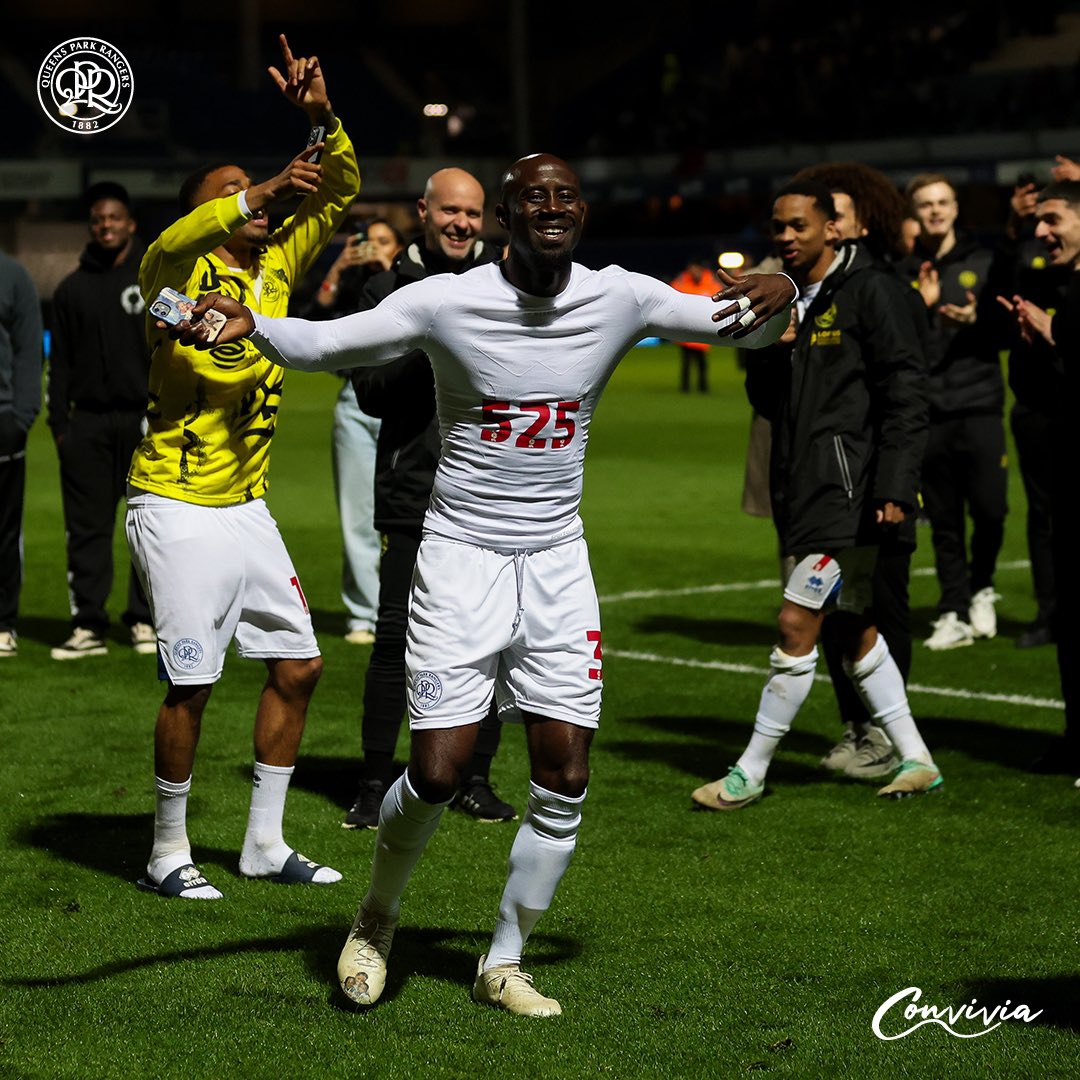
[47,183,154,660]
[692,180,940,811]
[342,167,515,829]
[900,174,1007,651]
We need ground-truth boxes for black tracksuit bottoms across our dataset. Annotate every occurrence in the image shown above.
[58,408,151,633]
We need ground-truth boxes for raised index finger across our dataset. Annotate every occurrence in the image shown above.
[278,32,295,65]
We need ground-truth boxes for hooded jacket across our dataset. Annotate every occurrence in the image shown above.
[350,238,498,530]
[48,239,149,437]
[746,242,928,555]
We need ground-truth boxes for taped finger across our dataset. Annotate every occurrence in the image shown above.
[738,309,758,329]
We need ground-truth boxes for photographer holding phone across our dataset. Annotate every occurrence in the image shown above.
[125,34,360,900]
[313,222,404,313]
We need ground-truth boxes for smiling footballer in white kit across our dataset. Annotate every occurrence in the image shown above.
[171,152,798,1016]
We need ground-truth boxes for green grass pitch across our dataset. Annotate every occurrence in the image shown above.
[1,345,1074,1079]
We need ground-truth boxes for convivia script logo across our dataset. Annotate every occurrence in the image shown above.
[38,38,134,134]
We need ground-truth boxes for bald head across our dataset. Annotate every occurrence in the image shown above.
[496,153,586,291]
[418,168,485,263]
[500,154,580,204]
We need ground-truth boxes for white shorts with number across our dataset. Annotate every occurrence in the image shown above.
[125,492,320,685]
[406,536,603,730]
[782,547,879,614]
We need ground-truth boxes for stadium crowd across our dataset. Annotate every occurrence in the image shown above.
[1,29,1074,1018]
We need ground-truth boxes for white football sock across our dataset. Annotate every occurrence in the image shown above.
[362,771,449,918]
[149,775,222,899]
[239,762,340,882]
[485,783,585,971]
[736,646,818,785]
[844,636,932,765]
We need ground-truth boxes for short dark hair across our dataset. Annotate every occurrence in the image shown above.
[178,162,237,214]
[774,180,837,221]
[1037,180,1080,209]
[905,173,956,201]
[84,181,132,214]
[793,162,907,258]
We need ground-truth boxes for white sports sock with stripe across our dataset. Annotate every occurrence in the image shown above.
[485,782,585,971]
[736,646,818,785]
[844,636,932,765]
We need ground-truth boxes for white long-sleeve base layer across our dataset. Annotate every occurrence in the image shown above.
[251,262,790,551]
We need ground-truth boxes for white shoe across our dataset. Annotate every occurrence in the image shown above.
[842,725,900,780]
[820,724,858,771]
[472,955,562,1016]
[968,588,1000,639]
[924,612,974,651]
[338,904,397,1005]
[0,630,16,658]
[51,627,108,660]
[344,629,376,646]
[130,622,158,655]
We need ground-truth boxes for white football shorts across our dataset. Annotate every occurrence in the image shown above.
[125,491,320,684]
[406,536,603,730]
[782,547,878,614]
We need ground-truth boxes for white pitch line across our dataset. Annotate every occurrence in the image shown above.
[599,559,1032,605]
[606,648,1065,712]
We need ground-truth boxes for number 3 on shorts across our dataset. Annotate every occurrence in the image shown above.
[587,630,602,680]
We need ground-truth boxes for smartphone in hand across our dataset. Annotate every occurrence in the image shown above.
[150,288,227,343]
[306,124,327,164]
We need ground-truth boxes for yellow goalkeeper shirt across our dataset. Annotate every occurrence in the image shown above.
[129,117,359,505]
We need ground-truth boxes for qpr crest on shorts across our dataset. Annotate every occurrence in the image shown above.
[414,670,443,709]
[173,637,204,670]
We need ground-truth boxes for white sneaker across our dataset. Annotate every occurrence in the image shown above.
[843,725,900,780]
[472,955,562,1016]
[820,724,858,771]
[51,627,108,660]
[924,612,974,651]
[344,629,376,646]
[0,630,16,658]
[130,622,158,655]
[337,903,397,1005]
[968,588,1000,639]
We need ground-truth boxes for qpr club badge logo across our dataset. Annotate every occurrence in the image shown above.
[38,38,134,134]
[172,638,204,670]
[413,671,443,709]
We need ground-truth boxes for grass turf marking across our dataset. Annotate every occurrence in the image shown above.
[599,559,1031,604]
[606,648,1065,711]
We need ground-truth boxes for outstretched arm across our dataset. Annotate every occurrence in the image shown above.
[632,271,796,349]
[165,290,429,372]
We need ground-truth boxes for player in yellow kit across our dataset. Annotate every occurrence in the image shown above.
[125,35,361,898]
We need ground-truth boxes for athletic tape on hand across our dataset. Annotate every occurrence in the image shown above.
[735,295,752,313]
[738,309,757,329]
